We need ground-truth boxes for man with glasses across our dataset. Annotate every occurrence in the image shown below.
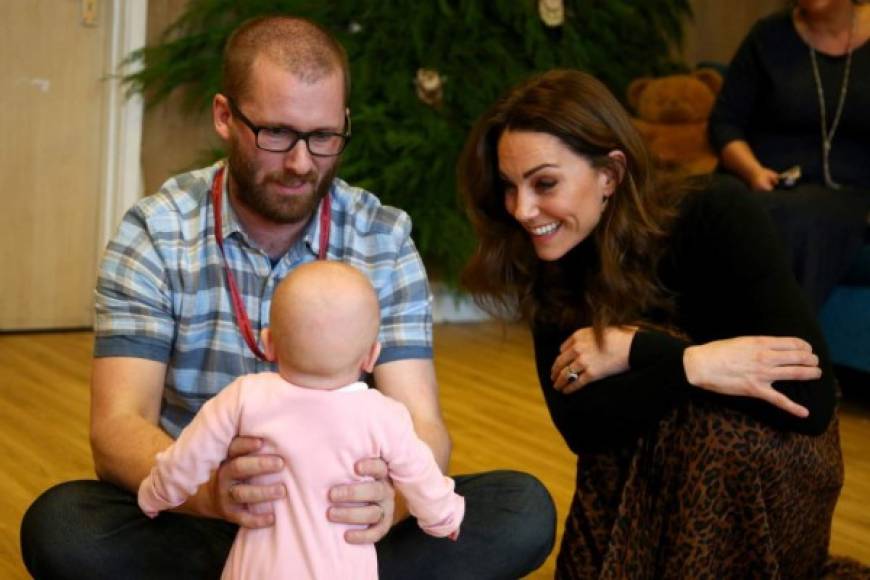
[21,15,555,580]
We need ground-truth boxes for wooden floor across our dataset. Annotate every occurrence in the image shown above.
[1,324,869,578]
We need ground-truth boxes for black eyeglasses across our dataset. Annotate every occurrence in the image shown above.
[227,97,351,157]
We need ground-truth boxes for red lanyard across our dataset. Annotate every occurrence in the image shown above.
[211,166,331,360]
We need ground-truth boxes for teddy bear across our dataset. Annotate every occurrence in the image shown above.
[626,68,723,176]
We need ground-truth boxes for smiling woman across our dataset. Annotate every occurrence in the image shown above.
[460,69,683,339]
[458,69,868,577]
[498,132,620,263]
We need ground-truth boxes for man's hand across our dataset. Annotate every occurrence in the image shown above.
[210,436,286,528]
[328,457,396,544]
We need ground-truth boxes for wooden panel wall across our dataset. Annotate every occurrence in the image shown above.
[141,0,219,196]
[0,0,109,329]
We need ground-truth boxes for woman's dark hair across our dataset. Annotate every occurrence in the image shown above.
[459,69,688,341]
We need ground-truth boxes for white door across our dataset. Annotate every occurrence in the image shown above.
[0,1,111,329]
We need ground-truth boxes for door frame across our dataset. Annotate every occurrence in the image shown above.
[98,0,147,258]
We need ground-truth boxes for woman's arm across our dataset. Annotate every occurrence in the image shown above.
[537,328,827,455]
[551,326,819,419]
[536,181,836,452]
[719,141,779,191]
[708,20,778,190]
[682,335,819,418]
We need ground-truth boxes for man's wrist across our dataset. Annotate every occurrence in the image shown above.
[174,476,220,520]
[392,492,410,525]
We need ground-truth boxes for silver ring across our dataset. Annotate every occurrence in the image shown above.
[565,368,580,383]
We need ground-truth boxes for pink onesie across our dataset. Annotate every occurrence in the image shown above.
[138,373,464,580]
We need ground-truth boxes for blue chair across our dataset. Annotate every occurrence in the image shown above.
[819,240,870,374]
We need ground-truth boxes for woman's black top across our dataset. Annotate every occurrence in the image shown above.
[532,177,836,454]
[708,10,870,188]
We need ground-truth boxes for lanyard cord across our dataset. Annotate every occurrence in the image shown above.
[210,165,331,361]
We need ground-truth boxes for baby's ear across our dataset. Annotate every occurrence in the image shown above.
[361,341,382,374]
[260,328,277,362]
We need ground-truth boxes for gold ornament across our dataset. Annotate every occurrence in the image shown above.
[538,0,565,28]
[415,68,445,108]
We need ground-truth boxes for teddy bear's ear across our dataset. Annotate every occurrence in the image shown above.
[693,68,723,95]
[626,78,652,112]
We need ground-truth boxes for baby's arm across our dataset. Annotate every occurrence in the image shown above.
[379,398,465,540]
[138,379,244,517]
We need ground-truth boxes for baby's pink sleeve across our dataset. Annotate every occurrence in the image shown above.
[137,379,245,517]
[379,399,465,540]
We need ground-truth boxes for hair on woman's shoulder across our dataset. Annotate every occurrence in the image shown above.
[459,69,694,340]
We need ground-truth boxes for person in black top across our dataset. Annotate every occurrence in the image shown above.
[459,69,866,577]
[709,0,870,310]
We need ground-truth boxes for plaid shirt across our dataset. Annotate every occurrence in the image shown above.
[95,162,432,437]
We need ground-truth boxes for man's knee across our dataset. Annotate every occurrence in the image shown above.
[459,469,557,571]
[21,481,98,576]
[495,470,557,559]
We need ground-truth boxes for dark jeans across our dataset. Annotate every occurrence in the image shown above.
[21,470,555,580]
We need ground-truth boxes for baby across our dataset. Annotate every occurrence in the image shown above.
[138,261,464,579]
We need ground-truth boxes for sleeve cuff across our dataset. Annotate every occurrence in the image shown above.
[93,335,171,362]
[377,345,433,365]
[709,126,747,153]
[629,329,691,377]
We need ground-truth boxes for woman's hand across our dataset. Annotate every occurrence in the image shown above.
[328,457,396,544]
[749,167,779,191]
[550,326,638,394]
[683,336,821,417]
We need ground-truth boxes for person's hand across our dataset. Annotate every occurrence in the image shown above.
[328,457,396,544]
[550,326,638,394]
[683,336,821,417]
[212,436,286,528]
[748,167,779,191]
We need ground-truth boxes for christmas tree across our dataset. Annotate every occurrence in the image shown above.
[127,0,691,283]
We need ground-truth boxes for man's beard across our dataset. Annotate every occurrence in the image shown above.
[227,140,338,224]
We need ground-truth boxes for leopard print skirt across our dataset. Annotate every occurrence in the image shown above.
[555,399,868,579]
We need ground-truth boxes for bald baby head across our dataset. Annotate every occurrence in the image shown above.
[266,261,380,387]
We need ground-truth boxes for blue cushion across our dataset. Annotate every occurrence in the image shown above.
[820,243,870,373]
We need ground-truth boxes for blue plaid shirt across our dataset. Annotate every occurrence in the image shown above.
[95,162,433,437]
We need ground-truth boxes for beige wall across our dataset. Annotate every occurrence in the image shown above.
[141,0,219,195]
[684,0,787,65]
[141,1,790,193]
